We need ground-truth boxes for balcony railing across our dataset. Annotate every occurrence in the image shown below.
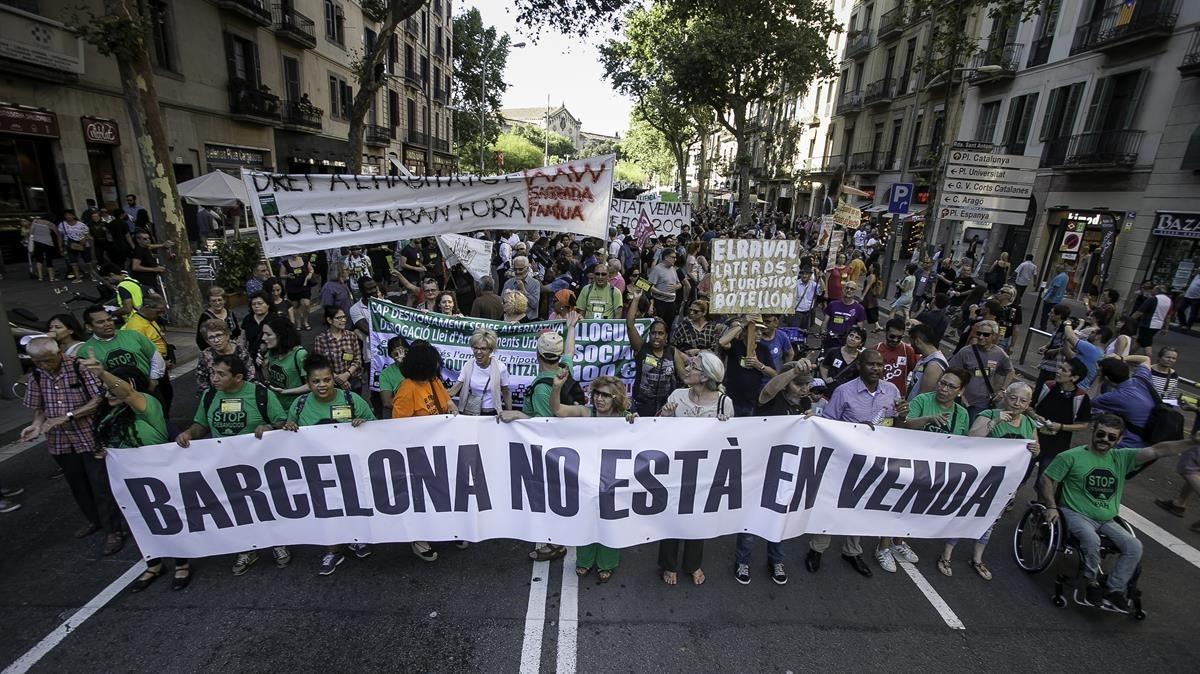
[433,87,447,103]
[808,114,821,128]
[1027,35,1053,68]
[404,69,422,88]
[435,43,445,58]
[878,4,906,39]
[844,30,875,59]
[809,155,844,174]
[849,151,880,173]
[910,143,938,171]
[864,78,894,106]
[272,4,316,48]
[365,124,394,146]
[835,90,863,115]
[432,137,449,153]
[407,129,428,146]
[1070,0,1179,55]
[1181,27,1200,76]
[1041,130,1143,170]
[228,79,280,122]
[217,0,272,26]
[970,42,1022,82]
[280,100,322,129]
[406,19,419,36]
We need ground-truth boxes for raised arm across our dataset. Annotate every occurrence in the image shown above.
[625,292,644,352]
[549,369,589,418]
[1135,432,1200,465]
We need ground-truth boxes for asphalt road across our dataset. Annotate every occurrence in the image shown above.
[3,350,1200,672]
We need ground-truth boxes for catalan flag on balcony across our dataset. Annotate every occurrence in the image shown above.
[1116,0,1137,27]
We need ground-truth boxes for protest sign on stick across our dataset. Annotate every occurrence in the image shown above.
[708,238,800,314]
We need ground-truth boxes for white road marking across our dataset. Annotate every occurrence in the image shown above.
[519,558,551,674]
[2,562,143,674]
[1120,505,1200,570]
[898,561,966,630]
[555,547,578,674]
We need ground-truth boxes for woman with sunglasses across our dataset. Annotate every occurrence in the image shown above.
[550,372,635,583]
[673,299,722,356]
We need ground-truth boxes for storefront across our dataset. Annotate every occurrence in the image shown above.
[1038,208,1128,296]
[204,143,271,175]
[1148,211,1200,291]
[0,103,66,256]
[402,146,426,176]
[80,115,121,211]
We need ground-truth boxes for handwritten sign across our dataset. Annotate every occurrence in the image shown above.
[609,198,691,238]
[436,233,493,282]
[833,202,861,230]
[709,238,801,315]
[241,155,615,257]
[826,230,845,265]
[815,215,835,251]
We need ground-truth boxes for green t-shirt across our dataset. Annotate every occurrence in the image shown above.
[85,331,157,376]
[907,392,969,436]
[977,408,1038,440]
[578,284,622,320]
[1044,446,1139,523]
[523,356,575,418]
[194,381,287,438]
[263,347,308,408]
[288,390,376,426]
[378,362,405,395]
[98,393,168,448]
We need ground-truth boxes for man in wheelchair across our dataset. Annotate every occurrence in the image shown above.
[1040,413,1200,612]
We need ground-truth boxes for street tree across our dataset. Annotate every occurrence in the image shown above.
[620,112,675,186]
[69,0,203,324]
[452,7,513,174]
[581,137,621,158]
[511,124,576,161]
[492,133,546,172]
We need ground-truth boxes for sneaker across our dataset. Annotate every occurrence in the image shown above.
[347,543,372,559]
[272,546,291,568]
[734,563,751,585]
[412,541,439,562]
[1083,583,1104,607]
[875,546,897,573]
[1154,499,1186,518]
[455,541,470,550]
[0,487,25,498]
[891,541,919,564]
[319,552,345,576]
[770,562,788,585]
[1103,590,1130,613]
[232,552,259,575]
[0,498,21,514]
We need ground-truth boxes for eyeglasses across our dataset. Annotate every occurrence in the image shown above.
[976,332,993,337]
[592,390,615,399]
[1094,430,1122,441]
[594,272,609,276]
[885,333,903,340]
[936,380,961,389]
[332,315,347,321]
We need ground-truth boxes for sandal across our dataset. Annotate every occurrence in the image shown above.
[597,570,613,584]
[529,544,567,562]
[662,570,677,585]
[576,566,590,577]
[968,560,992,581]
[130,565,164,593]
[937,558,952,577]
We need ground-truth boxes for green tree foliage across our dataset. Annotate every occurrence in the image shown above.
[620,113,675,185]
[453,7,513,174]
[511,123,576,160]
[615,161,648,186]
[581,137,621,158]
[491,133,545,172]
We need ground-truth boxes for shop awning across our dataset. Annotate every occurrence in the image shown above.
[177,170,249,207]
[885,204,928,220]
[864,204,890,214]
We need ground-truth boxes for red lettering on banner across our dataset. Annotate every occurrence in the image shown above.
[523,160,609,223]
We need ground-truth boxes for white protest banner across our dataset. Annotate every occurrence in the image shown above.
[709,238,800,314]
[827,229,845,263]
[436,233,493,282]
[242,155,615,257]
[815,215,834,251]
[609,198,692,238]
[107,416,1029,560]
[367,299,649,400]
[833,202,862,230]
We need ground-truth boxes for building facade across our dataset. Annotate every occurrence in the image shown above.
[498,104,620,156]
[0,0,456,257]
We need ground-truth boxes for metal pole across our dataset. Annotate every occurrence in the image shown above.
[479,50,487,174]
[544,93,550,164]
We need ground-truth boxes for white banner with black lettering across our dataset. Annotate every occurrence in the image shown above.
[107,416,1029,560]
[241,155,614,257]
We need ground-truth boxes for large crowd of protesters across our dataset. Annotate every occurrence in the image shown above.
[7,202,1199,614]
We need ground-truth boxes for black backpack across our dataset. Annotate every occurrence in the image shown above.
[292,389,354,425]
[201,383,271,427]
[531,372,586,406]
[1128,377,1185,445]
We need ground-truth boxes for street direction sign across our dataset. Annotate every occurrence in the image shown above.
[939,192,1030,212]
[946,149,1040,171]
[944,164,1038,183]
[938,206,1027,226]
[889,182,912,214]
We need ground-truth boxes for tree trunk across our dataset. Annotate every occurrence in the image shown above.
[671,144,688,206]
[107,0,202,325]
[347,2,423,173]
[696,131,709,208]
[733,106,750,226]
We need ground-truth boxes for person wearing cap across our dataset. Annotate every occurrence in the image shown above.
[549,289,576,320]
[503,255,541,321]
[499,312,581,561]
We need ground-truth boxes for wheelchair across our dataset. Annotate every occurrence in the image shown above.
[1011,502,1147,620]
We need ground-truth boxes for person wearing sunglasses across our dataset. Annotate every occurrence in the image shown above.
[1043,415,1200,611]
[946,319,1014,422]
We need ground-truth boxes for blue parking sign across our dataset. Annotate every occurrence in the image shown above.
[888,183,912,215]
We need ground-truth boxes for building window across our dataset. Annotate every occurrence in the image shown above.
[1039,82,1084,141]
[1083,69,1148,132]
[389,91,401,135]
[225,33,261,87]
[283,56,301,102]
[975,101,1001,143]
[148,0,176,72]
[1001,93,1039,154]
[329,73,351,119]
[324,1,345,46]
[1181,126,1200,171]
[408,98,418,139]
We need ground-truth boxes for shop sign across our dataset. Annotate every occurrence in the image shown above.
[80,116,119,145]
[205,144,266,168]
[0,103,58,138]
[1152,211,1200,239]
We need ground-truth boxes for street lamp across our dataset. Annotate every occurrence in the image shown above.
[480,41,525,174]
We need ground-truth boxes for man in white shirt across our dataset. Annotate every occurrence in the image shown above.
[1181,271,1200,330]
[1013,254,1037,302]
[853,228,867,249]
[790,268,819,330]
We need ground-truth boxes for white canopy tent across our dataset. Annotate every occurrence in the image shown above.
[176,170,249,207]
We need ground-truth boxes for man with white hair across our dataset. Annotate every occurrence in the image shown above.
[503,255,541,320]
[19,337,125,554]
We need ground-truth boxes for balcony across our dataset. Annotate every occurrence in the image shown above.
[406,19,419,36]
[844,30,875,60]
[849,151,880,173]
[407,130,428,146]
[970,43,1022,83]
[1027,35,1053,68]
[910,143,938,171]
[272,4,316,48]
[924,60,965,90]
[1071,0,1179,55]
[835,90,862,115]
[280,100,322,130]
[808,114,821,128]
[808,155,844,174]
[217,0,272,27]
[1042,130,1143,170]
[228,79,280,123]
[432,137,450,153]
[435,43,445,59]
[403,69,422,89]
[433,86,448,103]
[1181,28,1200,76]
[864,78,894,107]
[878,4,906,40]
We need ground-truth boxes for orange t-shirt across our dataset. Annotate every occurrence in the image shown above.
[391,378,450,418]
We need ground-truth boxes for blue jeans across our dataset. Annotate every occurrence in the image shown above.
[735,533,784,565]
[1061,507,1143,593]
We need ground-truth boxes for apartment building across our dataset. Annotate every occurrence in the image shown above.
[0,0,456,256]
[822,0,1200,298]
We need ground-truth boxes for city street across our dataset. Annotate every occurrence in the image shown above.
[2,355,1199,672]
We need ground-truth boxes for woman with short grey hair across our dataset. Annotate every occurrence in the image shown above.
[447,327,511,415]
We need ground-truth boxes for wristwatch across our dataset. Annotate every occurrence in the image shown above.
[66,411,75,421]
